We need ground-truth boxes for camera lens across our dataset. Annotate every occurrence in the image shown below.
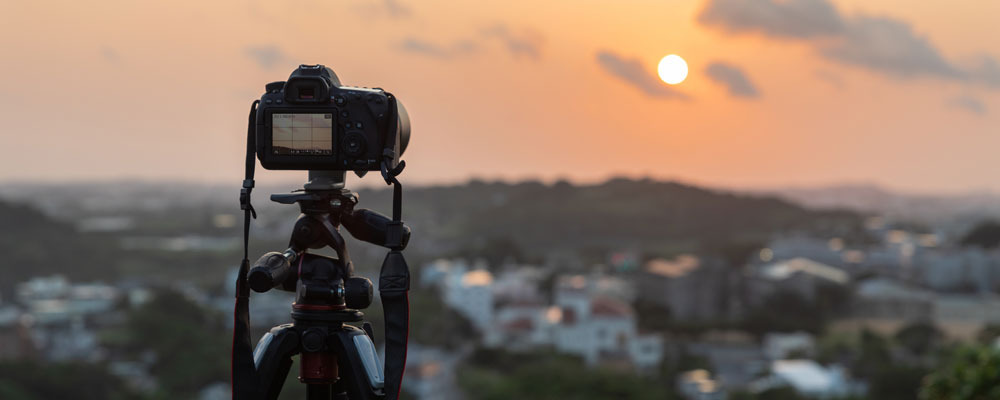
[396,99,410,155]
[342,132,366,157]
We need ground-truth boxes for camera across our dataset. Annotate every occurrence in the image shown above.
[255,64,410,172]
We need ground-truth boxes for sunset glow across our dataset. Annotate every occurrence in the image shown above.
[0,0,997,193]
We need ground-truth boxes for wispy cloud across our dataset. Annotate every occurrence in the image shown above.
[948,95,987,115]
[699,0,843,39]
[397,24,543,61]
[481,24,544,60]
[244,45,289,69]
[353,0,412,19]
[698,0,997,87]
[705,62,760,98]
[397,38,478,59]
[100,46,119,63]
[596,51,689,100]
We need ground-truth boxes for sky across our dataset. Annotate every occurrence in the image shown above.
[1,0,998,193]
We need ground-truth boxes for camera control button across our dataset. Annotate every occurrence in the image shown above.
[355,122,363,129]
[275,99,283,104]
[265,99,272,104]
[335,97,345,105]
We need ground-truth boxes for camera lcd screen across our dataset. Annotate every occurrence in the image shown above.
[271,113,334,156]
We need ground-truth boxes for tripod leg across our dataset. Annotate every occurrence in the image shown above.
[254,324,301,400]
[306,384,333,400]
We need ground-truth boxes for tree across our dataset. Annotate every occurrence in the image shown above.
[920,345,1000,400]
[975,324,1000,345]
[117,288,229,397]
[960,220,1000,249]
[0,361,139,400]
[894,322,944,357]
[458,349,678,400]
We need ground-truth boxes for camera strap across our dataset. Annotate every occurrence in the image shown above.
[233,100,261,400]
[379,157,410,400]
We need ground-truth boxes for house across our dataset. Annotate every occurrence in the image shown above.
[753,360,862,398]
[762,332,815,360]
[442,269,494,332]
[749,258,849,305]
[636,255,730,321]
[852,278,933,321]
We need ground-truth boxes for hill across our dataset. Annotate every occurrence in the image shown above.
[354,178,866,261]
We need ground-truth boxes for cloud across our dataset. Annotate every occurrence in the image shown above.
[820,15,963,79]
[948,95,987,115]
[814,70,846,88]
[244,45,289,69]
[970,56,1000,88]
[698,0,843,39]
[100,46,119,63]
[398,38,478,59]
[482,24,544,60]
[705,62,760,98]
[352,0,412,19]
[697,0,994,84]
[596,51,689,100]
[382,0,411,18]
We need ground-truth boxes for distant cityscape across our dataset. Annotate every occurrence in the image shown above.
[1,180,999,399]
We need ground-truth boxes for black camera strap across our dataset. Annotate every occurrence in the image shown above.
[233,100,261,400]
[379,156,409,400]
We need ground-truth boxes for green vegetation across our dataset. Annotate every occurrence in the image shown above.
[357,178,864,262]
[920,345,1000,400]
[457,348,677,400]
[0,201,119,295]
[0,361,139,400]
[741,285,851,337]
[103,288,229,398]
[959,220,1000,249]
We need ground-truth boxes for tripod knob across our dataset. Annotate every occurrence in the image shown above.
[344,277,373,309]
[249,252,295,293]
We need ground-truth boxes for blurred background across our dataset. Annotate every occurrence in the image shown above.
[1,0,999,399]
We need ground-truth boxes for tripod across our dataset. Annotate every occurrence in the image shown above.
[243,171,411,400]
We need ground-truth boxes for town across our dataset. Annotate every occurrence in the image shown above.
[2,179,1000,399]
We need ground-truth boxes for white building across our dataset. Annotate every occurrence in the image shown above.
[756,360,859,398]
[762,332,815,361]
[442,267,494,332]
[551,275,663,371]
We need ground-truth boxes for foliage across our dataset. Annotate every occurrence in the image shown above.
[894,322,944,357]
[0,361,139,400]
[357,178,864,260]
[116,288,229,397]
[0,201,119,296]
[975,324,1000,345]
[919,345,1000,400]
[457,348,677,400]
[741,291,827,336]
[959,220,1000,249]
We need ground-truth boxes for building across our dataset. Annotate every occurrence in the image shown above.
[852,278,934,321]
[762,332,815,361]
[753,360,862,398]
[636,255,730,321]
[751,258,850,303]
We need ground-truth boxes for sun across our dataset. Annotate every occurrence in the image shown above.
[658,54,688,85]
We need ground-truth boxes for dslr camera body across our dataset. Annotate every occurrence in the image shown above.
[255,64,410,172]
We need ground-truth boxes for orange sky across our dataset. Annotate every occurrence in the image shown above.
[1,0,998,193]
